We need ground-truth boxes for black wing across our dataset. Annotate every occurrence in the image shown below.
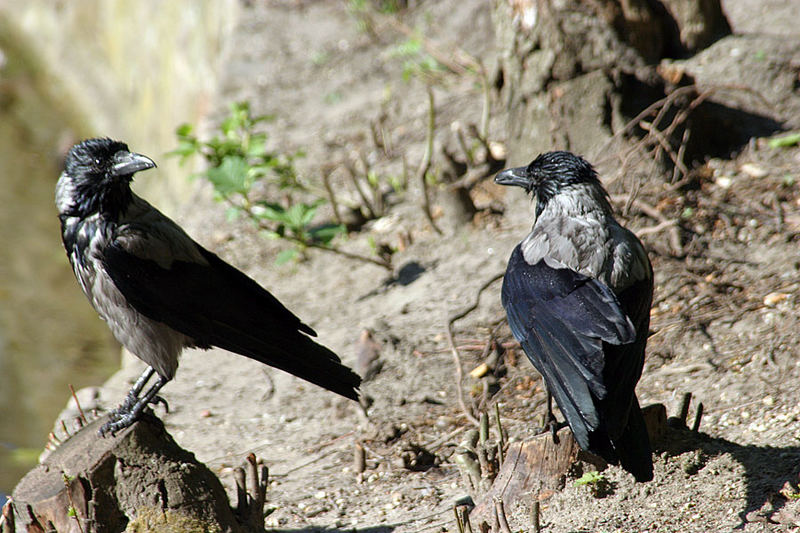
[501,245,635,449]
[598,266,654,481]
[102,238,360,400]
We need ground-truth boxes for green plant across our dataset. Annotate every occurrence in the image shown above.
[170,102,391,269]
[347,0,404,35]
[388,36,446,83]
[574,470,614,498]
[768,132,800,149]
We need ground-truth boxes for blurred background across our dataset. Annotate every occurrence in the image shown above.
[0,0,237,498]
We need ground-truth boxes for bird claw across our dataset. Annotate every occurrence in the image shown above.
[151,395,169,413]
[100,379,169,437]
[98,416,132,437]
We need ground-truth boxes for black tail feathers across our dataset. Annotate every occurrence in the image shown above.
[611,397,653,482]
[209,322,361,401]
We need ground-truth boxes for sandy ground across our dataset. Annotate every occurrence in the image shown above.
[45,1,800,531]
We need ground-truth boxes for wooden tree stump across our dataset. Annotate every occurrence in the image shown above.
[10,415,239,533]
[470,426,580,523]
[492,0,738,169]
[470,403,668,525]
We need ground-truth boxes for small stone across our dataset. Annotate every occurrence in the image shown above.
[740,163,767,178]
[715,176,732,188]
[763,292,789,307]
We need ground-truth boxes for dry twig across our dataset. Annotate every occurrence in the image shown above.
[69,384,88,425]
[446,272,505,427]
[494,498,513,533]
[418,86,442,234]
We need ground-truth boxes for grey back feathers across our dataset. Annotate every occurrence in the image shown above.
[500,151,649,291]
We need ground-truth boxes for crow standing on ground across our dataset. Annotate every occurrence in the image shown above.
[496,151,654,482]
[56,138,361,436]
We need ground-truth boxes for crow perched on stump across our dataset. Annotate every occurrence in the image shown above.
[496,151,654,482]
[56,138,361,436]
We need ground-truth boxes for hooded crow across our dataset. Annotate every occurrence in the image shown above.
[56,138,361,436]
[496,151,653,481]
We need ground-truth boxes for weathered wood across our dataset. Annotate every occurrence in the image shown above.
[493,0,736,171]
[642,402,668,442]
[471,403,668,524]
[471,426,580,522]
[660,0,731,52]
[11,415,239,533]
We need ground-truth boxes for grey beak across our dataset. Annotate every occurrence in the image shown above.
[111,150,156,177]
[494,167,531,188]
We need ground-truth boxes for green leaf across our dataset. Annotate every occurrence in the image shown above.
[246,136,269,159]
[254,202,289,224]
[225,206,241,222]
[768,132,800,149]
[574,471,604,487]
[309,224,346,245]
[390,37,422,58]
[259,229,281,240]
[389,174,404,193]
[366,170,380,188]
[275,248,299,265]
[301,203,321,227]
[175,123,194,137]
[205,155,250,195]
[285,203,315,230]
[166,139,199,159]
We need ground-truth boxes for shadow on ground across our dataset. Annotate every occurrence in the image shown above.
[659,426,800,527]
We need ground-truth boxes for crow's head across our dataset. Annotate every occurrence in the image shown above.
[495,151,598,194]
[495,151,606,216]
[57,138,156,218]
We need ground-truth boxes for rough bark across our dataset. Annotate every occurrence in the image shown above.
[469,403,668,525]
[492,0,738,168]
[11,415,239,533]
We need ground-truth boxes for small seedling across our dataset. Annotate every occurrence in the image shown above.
[388,36,446,83]
[767,132,800,149]
[62,473,85,533]
[780,486,800,500]
[574,470,613,497]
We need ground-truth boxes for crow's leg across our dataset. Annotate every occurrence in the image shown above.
[544,390,559,442]
[534,385,565,441]
[100,374,169,436]
[112,367,156,418]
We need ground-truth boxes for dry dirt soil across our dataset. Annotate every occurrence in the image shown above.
[52,1,800,532]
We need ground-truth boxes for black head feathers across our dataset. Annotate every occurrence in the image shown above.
[58,138,155,219]
[495,151,599,193]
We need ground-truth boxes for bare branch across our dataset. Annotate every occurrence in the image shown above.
[417,86,443,235]
[446,272,505,427]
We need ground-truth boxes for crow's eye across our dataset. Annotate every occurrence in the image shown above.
[94,158,101,166]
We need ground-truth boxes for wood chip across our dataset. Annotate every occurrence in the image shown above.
[763,292,789,306]
[469,363,489,379]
